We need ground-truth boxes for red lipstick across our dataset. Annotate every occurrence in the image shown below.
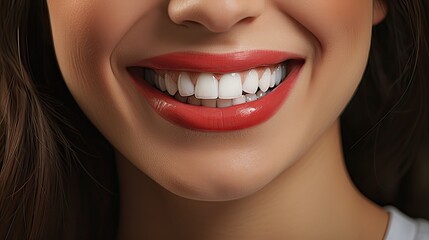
[130,51,304,131]
[135,50,302,73]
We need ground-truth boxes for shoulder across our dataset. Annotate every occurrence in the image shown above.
[384,206,429,240]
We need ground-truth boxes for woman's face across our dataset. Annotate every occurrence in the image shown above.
[47,0,382,200]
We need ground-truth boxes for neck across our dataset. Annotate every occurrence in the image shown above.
[116,120,388,240]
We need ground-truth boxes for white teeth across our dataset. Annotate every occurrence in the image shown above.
[218,73,242,99]
[270,69,276,88]
[201,99,217,107]
[187,96,201,106]
[281,64,287,80]
[242,70,259,94]
[155,75,161,89]
[165,73,178,95]
[259,68,271,92]
[195,73,218,99]
[178,72,195,96]
[143,61,290,108]
[217,99,233,108]
[245,94,258,102]
[232,95,246,105]
[274,66,282,86]
[158,74,167,92]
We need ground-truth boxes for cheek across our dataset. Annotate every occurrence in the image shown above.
[47,1,160,86]
[277,0,373,48]
[47,0,165,129]
[274,0,374,144]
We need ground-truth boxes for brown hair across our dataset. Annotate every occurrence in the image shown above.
[341,0,429,218]
[0,0,428,239]
[1,0,118,239]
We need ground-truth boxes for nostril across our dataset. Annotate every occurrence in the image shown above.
[240,16,256,24]
[168,0,264,33]
[181,20,202,28]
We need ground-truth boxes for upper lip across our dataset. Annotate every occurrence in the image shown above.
[131,50,304,73]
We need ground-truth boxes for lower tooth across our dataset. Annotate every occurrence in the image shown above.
[174,93,188,103]
[174,90,272,107]
[217,99,233,108]
[256,90,266,99]
[245,94,258,102]
[201,99,217,107]
[232,95,246,105]
[187,96,201,106]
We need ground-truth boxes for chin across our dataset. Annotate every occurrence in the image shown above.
[162,174,272,202]
[151,155,278,202]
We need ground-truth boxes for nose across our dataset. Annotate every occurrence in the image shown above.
[168,0,264,33]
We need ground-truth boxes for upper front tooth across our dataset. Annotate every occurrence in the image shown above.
[259,68,271,92]
[178,72,194,96]
[218,73,242,99]
[243,70,259,94]
[195,73,218,99]
[165,73,178,95]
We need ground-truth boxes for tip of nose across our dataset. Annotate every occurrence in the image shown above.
[168,1,263,33]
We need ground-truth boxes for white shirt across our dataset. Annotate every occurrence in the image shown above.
[384,206,429,240]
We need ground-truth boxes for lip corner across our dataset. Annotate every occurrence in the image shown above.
[129,60,303,132]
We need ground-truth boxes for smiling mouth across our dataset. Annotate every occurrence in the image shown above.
[128,60,299,108]
[128,51,304,131]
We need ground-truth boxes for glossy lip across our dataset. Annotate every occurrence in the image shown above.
[133,50,303,73]
[129,51,304,131]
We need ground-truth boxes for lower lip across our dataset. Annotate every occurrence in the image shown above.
[131,65,302,131]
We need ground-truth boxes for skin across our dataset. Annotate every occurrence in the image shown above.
[47,0,389,239]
